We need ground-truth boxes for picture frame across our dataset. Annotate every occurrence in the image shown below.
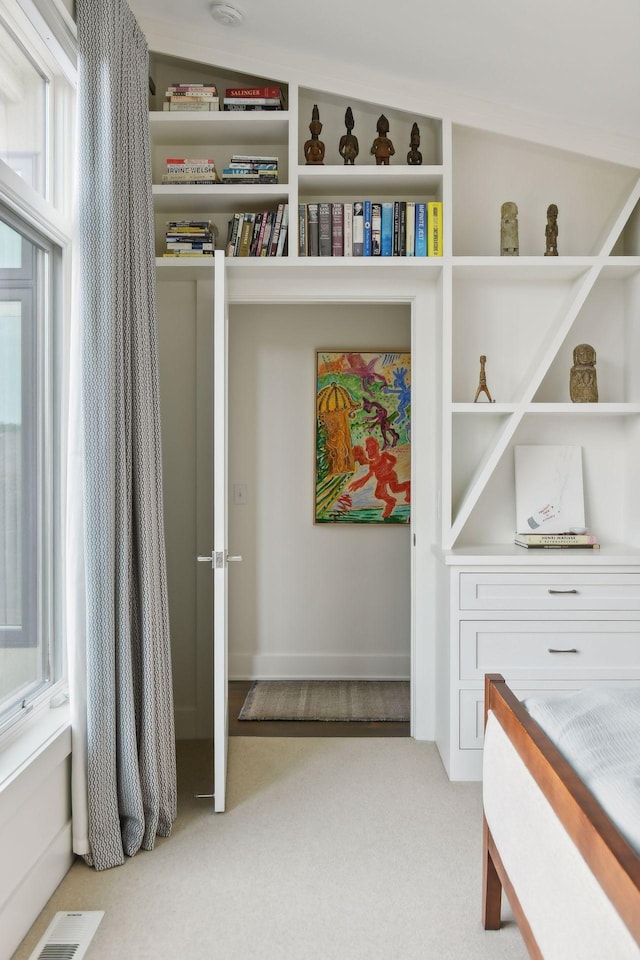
[315,350,411,523]
[514,445,586,534]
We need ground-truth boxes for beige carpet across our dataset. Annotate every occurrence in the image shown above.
[12,738,527,960]
[238,680,410,721]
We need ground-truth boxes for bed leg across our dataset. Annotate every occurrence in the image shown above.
[483,818,502,930]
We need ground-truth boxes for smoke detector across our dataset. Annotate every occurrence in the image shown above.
[210,3,244,25]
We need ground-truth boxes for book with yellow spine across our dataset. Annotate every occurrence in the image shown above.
[427,201,443,256]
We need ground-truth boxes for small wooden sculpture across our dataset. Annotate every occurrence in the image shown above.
[338,107,359,165]
[500,202,519,256]
[570,343,598,402]
[545,203,558,256]
[370,114,395,165]
[304,104,325,165]
[474,355,494,402]
[406,122,422,165]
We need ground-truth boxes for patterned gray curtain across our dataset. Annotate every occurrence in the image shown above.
[74,0,177,870]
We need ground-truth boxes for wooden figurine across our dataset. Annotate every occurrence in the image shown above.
[406,122,422,165]
[474,355,494,402]
[338,106,359,165]
[304,104,325,165]
[545,203,558,255]
[370,114,395,165]
[500,202,519,256]
[570,343,598,402]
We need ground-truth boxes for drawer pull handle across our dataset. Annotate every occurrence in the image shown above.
[548,588,579,595]
[548,647,579,654]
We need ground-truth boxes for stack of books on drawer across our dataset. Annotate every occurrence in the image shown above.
[514,533,600,549]
[163,220,217,257]
[163,83,219,111]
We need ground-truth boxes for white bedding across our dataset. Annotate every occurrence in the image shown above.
[523,687,640,856]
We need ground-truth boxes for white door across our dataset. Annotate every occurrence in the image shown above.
[198,250,239,812]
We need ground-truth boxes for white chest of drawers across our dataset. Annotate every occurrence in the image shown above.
[434,547,640,780]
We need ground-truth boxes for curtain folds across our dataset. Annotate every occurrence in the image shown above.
[69,0,177,871]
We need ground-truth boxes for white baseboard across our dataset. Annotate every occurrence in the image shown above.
[0,821,74,960]
[229,652,410,680]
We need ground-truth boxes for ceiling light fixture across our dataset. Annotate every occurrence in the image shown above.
[210,2,244,26]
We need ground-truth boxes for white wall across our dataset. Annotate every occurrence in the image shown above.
[228,302,412,679]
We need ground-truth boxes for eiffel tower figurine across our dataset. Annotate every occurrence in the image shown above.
[474,355,494,402]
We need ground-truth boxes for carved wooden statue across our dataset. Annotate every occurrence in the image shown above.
[406,122,422,165]
[304,104,325,165]
[545,203,558,256]
[474,355,494,402]
[570,343,598,402]
[338,106,359,165]
[500,201,519,256]
[370,114,395,165]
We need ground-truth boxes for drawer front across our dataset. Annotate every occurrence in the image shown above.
[459,686,579,750]
[459,572,640,612]
[459,620,640,680]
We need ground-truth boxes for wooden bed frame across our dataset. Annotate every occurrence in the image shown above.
[482,673,640,958]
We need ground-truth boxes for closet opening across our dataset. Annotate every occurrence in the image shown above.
[227,300,412,738]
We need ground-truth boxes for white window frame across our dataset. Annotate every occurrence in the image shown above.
[0,0,75,767]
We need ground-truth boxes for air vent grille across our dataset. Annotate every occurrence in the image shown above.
[28,912,104,960]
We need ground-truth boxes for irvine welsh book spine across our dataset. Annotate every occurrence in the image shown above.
[307,203,319,256]
[352,202,364,256]
[414,202,427,256]
[318,202,332,257]
[428,201,443,256]
[363,200,372,257]
[343,202,353,257]
[331,202,344,257]
[381,202,393,256]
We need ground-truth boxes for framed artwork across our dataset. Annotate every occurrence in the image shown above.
[514,445,585,534]
[315,350,411,523]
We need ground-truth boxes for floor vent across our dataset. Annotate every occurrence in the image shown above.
[28,912,104,960]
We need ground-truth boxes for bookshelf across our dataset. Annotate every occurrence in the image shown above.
[147,45,640,775]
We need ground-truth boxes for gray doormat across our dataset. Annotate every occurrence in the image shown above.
[238,680,410,722]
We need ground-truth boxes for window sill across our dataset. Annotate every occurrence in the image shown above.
[0,699,71,817]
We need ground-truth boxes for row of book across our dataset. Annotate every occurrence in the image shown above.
[221,154,279,184]
[298,200,443,257]
[226,204,289,257]
[162,157,220,185]
[162,220,217,257]
[514,532,600,550]
[223,85,285,112]
[162,83,220,112]
[161,83,286,112]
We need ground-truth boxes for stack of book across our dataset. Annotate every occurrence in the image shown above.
[298,200,443,257]
[162,158,221,185]
[221,155,279,185]
[223,85,285,111]
[162,83,219,111]
[163,220,216,257]
[514,533,600,550]
[225,203,288,257]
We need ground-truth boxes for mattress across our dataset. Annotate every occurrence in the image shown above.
[523,687,640,856]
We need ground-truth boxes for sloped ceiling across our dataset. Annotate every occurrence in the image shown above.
[129,0,640,143]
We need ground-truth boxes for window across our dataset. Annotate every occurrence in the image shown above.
[0,15,47,195]
[0,0,74,736]
[0,211,58,725]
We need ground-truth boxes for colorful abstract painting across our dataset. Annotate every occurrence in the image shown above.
[315,350,411,523]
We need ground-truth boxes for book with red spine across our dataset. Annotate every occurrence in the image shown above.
[225,86,282,98]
